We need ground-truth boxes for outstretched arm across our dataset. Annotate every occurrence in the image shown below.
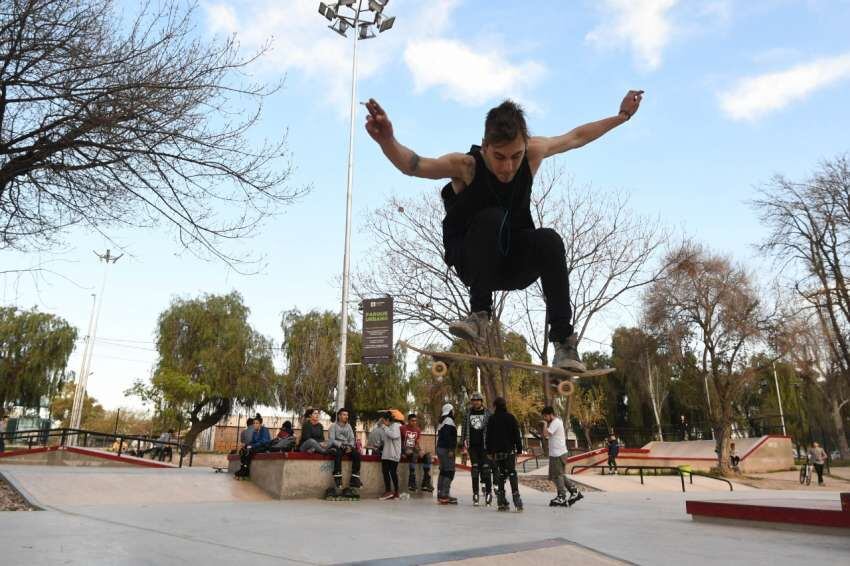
[528,90,644,169]
[364,98,474,183]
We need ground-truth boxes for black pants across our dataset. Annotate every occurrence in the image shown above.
[332,447,361,477]
[382,460,399,493]
[456,208,572,342]
[607,455,617,471]
[814,463,824,484]
[492,452,519,496]
[468,445,492,495]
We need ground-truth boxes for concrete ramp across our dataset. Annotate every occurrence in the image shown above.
[0,445,175,468]
[0,465,271,507]
[642,436,793,473]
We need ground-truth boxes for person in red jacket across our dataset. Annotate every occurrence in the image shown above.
[400,413,434,493]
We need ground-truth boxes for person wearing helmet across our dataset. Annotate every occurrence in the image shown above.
[462,391,493,506]
[436,403,459,504]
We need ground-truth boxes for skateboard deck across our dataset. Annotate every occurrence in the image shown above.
[400,341,615,379]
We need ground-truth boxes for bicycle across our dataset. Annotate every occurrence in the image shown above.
[798,457,812,485]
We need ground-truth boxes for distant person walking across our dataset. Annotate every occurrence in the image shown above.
[0,414,8,453]
[808,442,828,486]
[607,435,620,474]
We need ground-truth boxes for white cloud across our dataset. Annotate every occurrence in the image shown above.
[585,0,679,71]
[718,53,850,121]
[202,0,466,110]
[403,39,545,106]
[204,0,545,110]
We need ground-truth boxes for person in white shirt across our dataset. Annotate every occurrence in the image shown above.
[542,406,582,507]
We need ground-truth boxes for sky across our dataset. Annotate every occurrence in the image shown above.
[3,0,850,412]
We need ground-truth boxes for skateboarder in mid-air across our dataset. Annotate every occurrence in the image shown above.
[365,91,643,371]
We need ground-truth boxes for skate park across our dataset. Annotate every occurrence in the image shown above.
[3,1,850,565]
[3,433,850,565]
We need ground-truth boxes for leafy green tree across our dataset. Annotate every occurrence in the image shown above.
[346,336,409,422]
[0,306,77,410]
[279,309,341,415]
[128,292,278,450]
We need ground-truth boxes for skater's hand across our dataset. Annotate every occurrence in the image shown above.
[364,98,394,145]
[618,90,644,120]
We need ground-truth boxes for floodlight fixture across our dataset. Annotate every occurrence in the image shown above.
[338,0,356,6]
[368,0,388,14]
[378,15,395,33]
[332,19,349,37]
[318,2,327,16]
[358,23,375,40]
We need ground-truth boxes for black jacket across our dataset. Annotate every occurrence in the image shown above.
[484,408,522,454]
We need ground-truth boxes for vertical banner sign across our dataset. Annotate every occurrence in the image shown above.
[362,297,393,363]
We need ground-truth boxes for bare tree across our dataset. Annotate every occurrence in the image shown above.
[645,243,767,474]
[514,164,670,365]
[754,155,850,456]
[774,299,850,458]
[355,194,512,402]
[0,0,305,266]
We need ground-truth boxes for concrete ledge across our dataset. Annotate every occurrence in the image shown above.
[686,495,850,533]
[226,451,436,499]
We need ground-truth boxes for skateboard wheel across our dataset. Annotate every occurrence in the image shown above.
[432,361,448,377]
[557,380,575,396]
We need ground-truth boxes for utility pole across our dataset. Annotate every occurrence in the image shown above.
[69,249,122,443]
[772,362,787,436]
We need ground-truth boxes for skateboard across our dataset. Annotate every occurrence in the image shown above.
[213,466,227,473]
[400,341,615,396]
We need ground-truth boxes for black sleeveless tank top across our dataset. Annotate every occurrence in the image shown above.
[440,145,535,266]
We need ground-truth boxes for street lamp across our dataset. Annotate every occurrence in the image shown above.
[69,249,122,443]
[317,1,396,411]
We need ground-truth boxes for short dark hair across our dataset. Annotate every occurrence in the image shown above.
[337,407,349,417]
[542,406,555,416]
[493,397,507,411]
[408,413,417,420]
[255,416,263,424]
[246,418,254,426]
[282,421,292,429]
[484,100,529,145]
[304,408,315,419]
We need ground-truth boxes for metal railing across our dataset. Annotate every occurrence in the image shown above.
[570,464,733,492]
[0,428,195,468]
[518,449,545,473]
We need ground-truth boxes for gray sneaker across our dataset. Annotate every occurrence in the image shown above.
[552,334,586,372]
[448,311,489,343]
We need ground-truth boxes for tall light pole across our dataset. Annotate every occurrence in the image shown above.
[69,249,122,441]
[318,1,396,411]
[772,362,787,436]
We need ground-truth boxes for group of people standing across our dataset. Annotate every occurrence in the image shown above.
[234,398,587,511]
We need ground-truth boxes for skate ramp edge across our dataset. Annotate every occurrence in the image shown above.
[0,445,176,468]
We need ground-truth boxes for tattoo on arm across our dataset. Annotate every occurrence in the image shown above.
[408,152,420,174]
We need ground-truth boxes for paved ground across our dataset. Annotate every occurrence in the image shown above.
[1,464,848,565]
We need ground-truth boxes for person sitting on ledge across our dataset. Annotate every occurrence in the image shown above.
[269,421,296,452]
[235,415,271,479]
[326,408,362,496]
[298,409,329,454]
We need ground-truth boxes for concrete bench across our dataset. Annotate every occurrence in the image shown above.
[227,451,436,499]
